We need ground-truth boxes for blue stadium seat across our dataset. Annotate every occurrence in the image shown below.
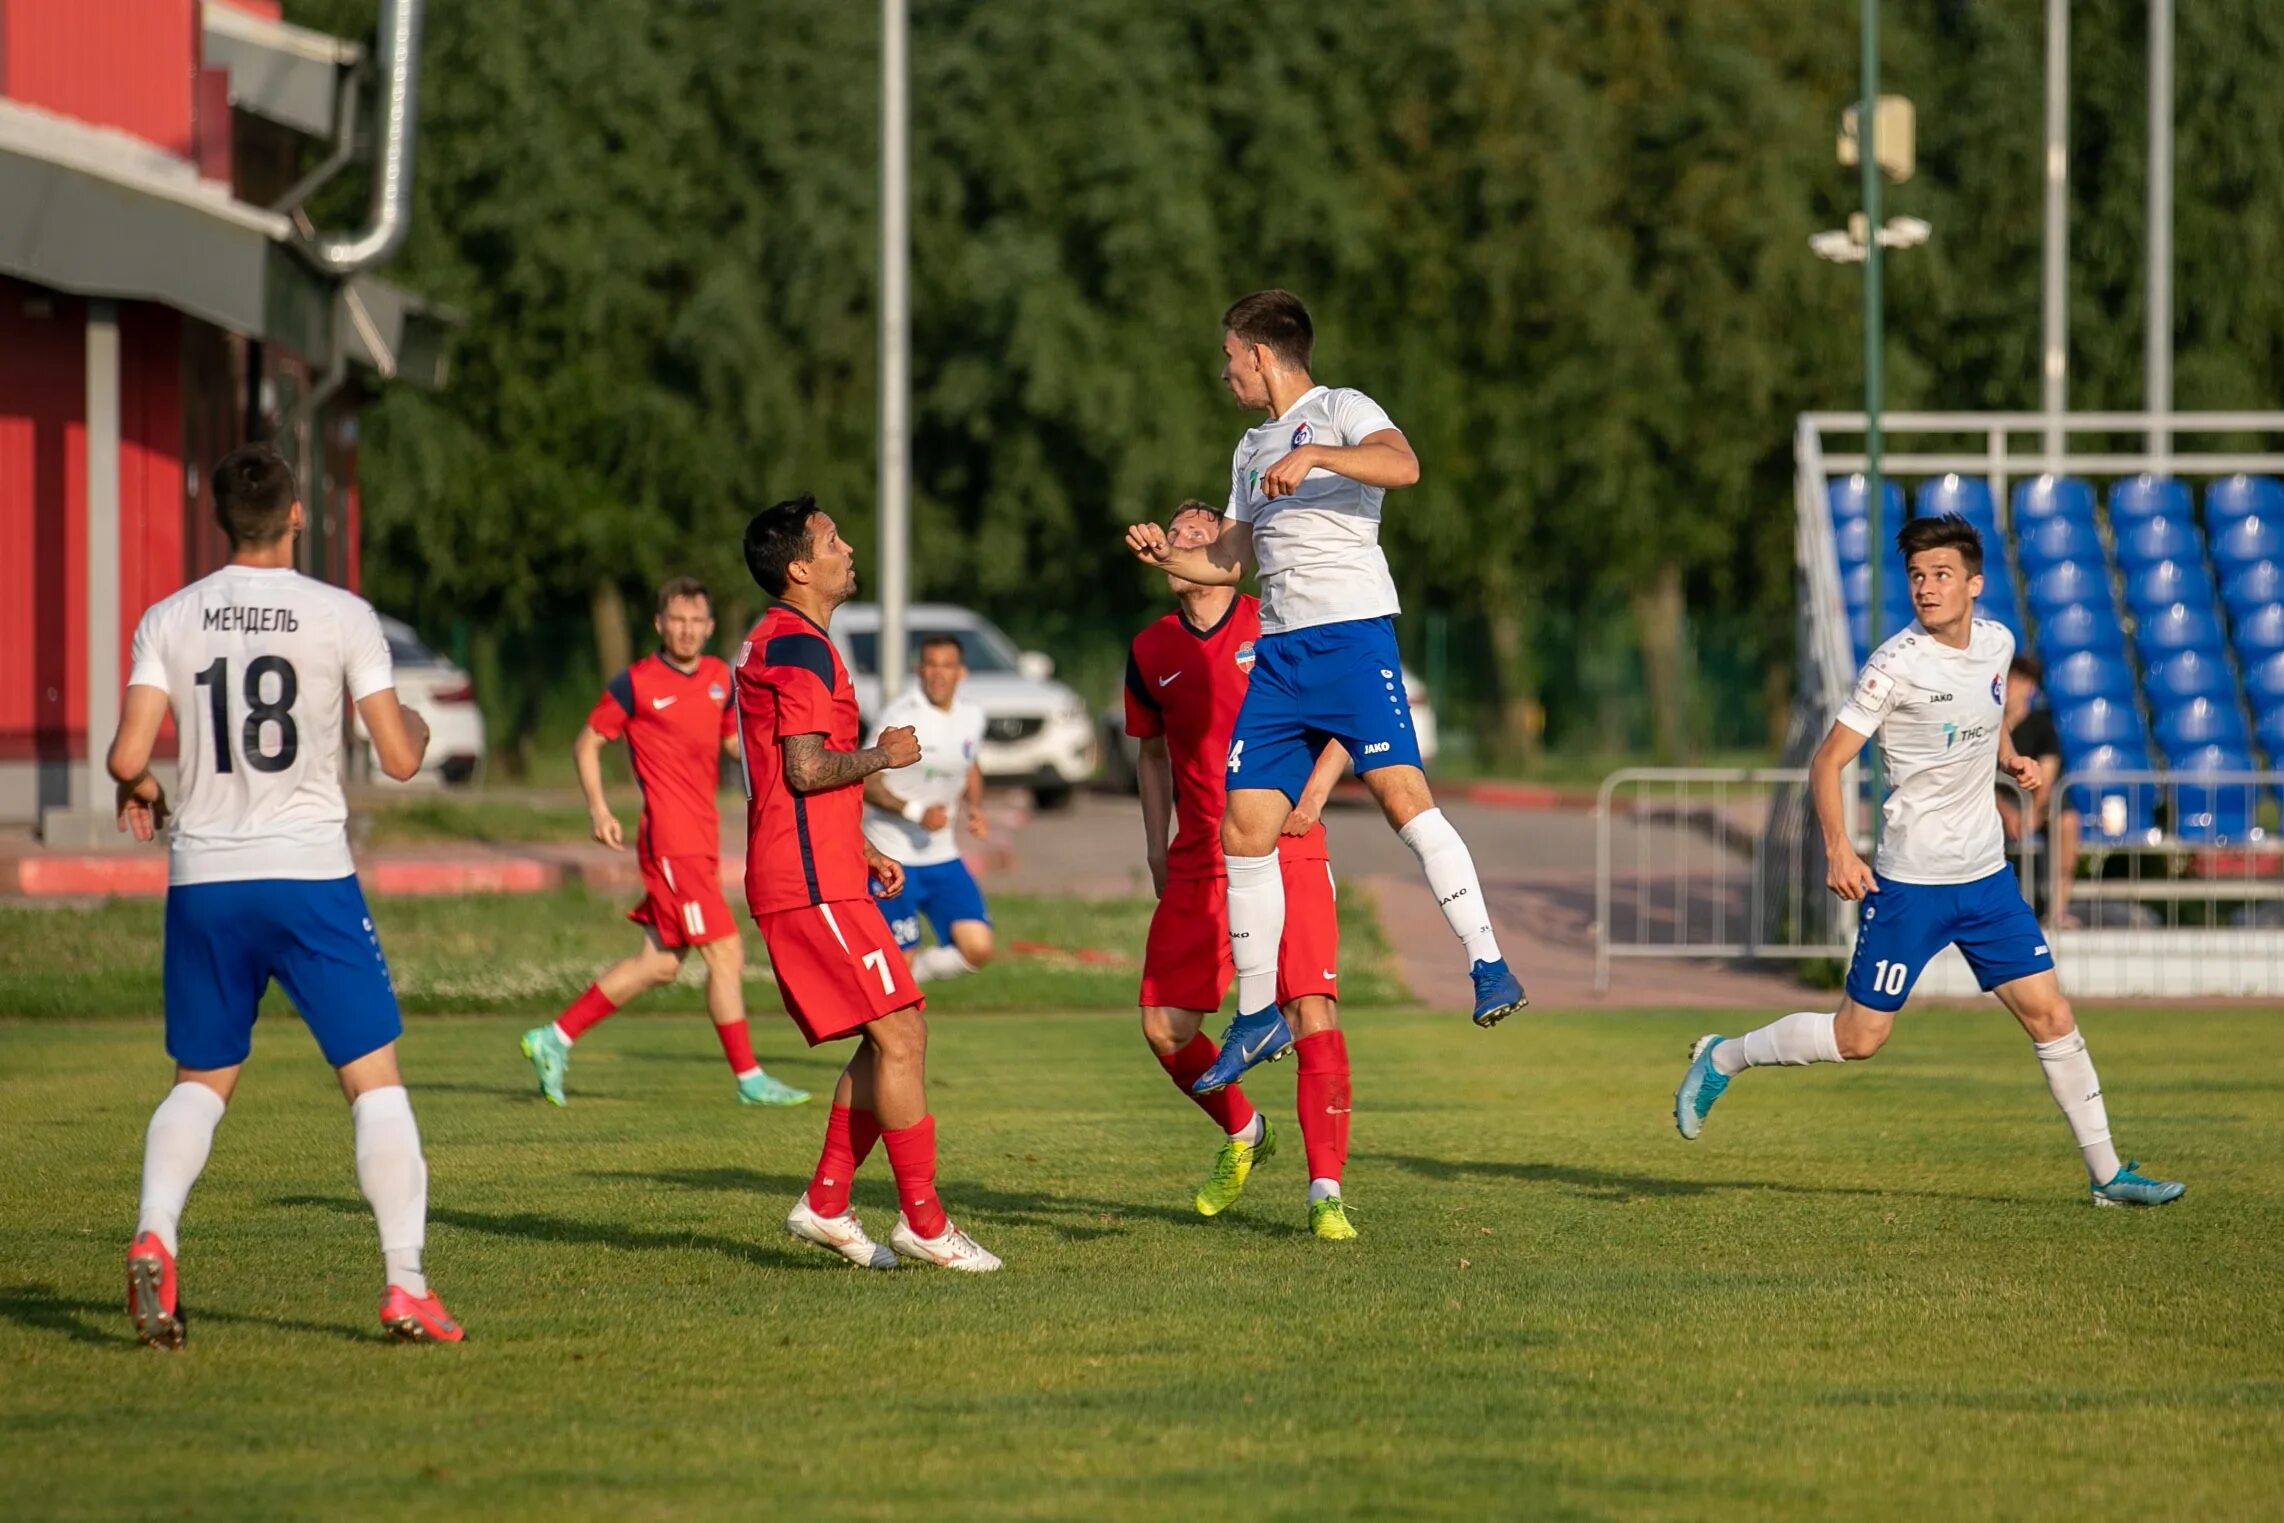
[2065,741,2158,841]
[2154,696,2252,754]
[1843,562,1916,620]
[2222,560,2284,617]
[2205,473,2284,528]
[2167,744,2258,842]
[1917,474,1998,530]
[2057,697,2145,750]
[2137,602,2228,658]
[2113,515,2202,569]
[2213,514,2284,571]
[2245,652,2284,707]
[2125,559,2217,616]
[2109,474,2191,526]
[1832,515,1908,573]
[2147,648,2237,703]
[2233,603,2284,662]
[2036,602,2127,658]
[2026,560,2107,615]
[2013,475,2096,527]
[2047,651,2137,703]
[1828,474,1904,523]
[2017,514,2101,570]
[1976,594,2025,642]
[2257,706,2284,759]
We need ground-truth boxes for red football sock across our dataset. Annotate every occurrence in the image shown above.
[1295,1030,1351,1185]
[849,1107,882,1168]
[1157,1033,1259,1137]
[714,1018,759,1075]
[882,1115,948,1239]
[555,983,617,1042]
[807,1105,860,1217]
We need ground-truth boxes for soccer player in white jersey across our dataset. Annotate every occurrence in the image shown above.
[108,444,465,1347]
[862,635,994,983]
[1123,289,1524,1090]
[1672,514,2184,1207]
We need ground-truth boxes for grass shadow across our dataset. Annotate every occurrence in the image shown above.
[0,1281,365,1347]
[1357,1154,2022,1205]
[271,1194,831,1272]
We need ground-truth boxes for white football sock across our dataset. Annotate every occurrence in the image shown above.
[1232,1113,1266,1146]
[1225,850,1285,1015]
[352,1086,430,1297]
[1711,1011,1844,1075]
[2033,1029,2122,1185]
[908,944,976,984]
[550,1020,574,1047]
[137,1082,228,1255]
[1309,1177,1342,1203]
[1396,808,1501,964]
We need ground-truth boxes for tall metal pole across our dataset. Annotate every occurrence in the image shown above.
[877,0,911,702]
[1861,0,1886,828]
[2041,0,2069,466]
[2146,0,2174,465]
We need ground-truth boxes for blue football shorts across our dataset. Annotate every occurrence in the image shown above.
[1225,615,1422,803]
[1844,868,2055,1013]
[162,875,403,1069]
[876,858,991,952]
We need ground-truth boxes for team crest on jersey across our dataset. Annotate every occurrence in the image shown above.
[1991,674,2003,704]
[1290,422,1312,449]
[708,683,727,703]
[1234,640,1257,673]
[962,738,976,761]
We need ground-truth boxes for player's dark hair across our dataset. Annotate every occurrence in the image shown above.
[917,633,963,660]
[211,443,297,547]
[1222,289,1314,372]
[2010,652,2044,682]
[656,575,710,615]
[1166,498,1224,532]
[744,494,823,596]
[1896,512,1983,576]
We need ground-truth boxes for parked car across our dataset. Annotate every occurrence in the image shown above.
[353,615,486,785]
[1096,663,1439,793]
[826,603,1096,809]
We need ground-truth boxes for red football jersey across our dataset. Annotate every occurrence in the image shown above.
[736,604,873,916]
[1125,593,1329,882]
[587,652,735,860]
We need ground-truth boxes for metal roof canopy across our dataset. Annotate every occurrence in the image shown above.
[202,1,362,141]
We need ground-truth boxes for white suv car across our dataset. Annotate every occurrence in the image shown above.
[829,603,1096,808]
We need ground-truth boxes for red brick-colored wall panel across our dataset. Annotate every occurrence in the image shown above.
[0,0,197,158]
[0,281,87,761]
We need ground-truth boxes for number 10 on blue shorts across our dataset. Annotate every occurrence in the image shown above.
[1844,869,2055,1012]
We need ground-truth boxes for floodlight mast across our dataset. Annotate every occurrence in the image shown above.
[878,0,911,702]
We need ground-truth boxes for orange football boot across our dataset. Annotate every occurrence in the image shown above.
[126,1232,185,1350]
[378,1285,465,1343]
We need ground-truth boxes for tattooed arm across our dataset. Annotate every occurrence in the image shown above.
[783,725,920,794]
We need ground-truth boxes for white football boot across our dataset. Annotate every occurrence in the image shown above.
[888,1214,1003,1272]
[785,1194,897,1269]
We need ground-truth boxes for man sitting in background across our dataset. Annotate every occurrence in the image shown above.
[1995,654,2080,928]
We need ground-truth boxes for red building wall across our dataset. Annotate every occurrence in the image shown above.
[0,0,199,158]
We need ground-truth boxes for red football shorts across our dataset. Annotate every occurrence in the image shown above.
[1138,856,1340,1013]
[757,897,924,1046]
[630,853,736,949]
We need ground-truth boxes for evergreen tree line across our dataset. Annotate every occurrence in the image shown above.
[288,0,2284,770]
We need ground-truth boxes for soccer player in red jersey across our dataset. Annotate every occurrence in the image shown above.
[1127,500,1360,1240]
[519,578,809,1108]
[738,494,1002,1272]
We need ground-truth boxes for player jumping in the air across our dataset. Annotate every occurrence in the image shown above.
[1672,514,2185,1208]
[1128,500,1359,1239]
[739,494,1002,1271]
[110,443,462,1346]
[519,577,809,1107]
[863,634,995,984]
[1124,289,1524,1093]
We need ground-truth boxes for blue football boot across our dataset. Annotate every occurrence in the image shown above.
[1674,1034,1731,1141]
[1189,1006,1295,1095]
[1470,958,1528,1028]
[2089,1162,2185,1208]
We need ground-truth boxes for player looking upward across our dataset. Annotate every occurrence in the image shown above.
[1128,500,1359,1239]
[739,494,1002,1272]
[1123,289,1524,1092]
[863,633,995,984]
[519,577,809,1108]
[110,443,461,1347]
[1673,514,2184,1208]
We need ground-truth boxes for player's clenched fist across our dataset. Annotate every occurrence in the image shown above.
[878,724,922,769]
[1125,522,1174,566]
[1258,444,1322,499]
[1826,847,1879,902]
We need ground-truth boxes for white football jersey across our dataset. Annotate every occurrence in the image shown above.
[126,565,395,886]
[1227,384,1403,635]
[1834,618,2016,884]
[862,687,985,867]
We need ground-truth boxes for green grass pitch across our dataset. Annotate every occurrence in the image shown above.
[1,898,2280,1519]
